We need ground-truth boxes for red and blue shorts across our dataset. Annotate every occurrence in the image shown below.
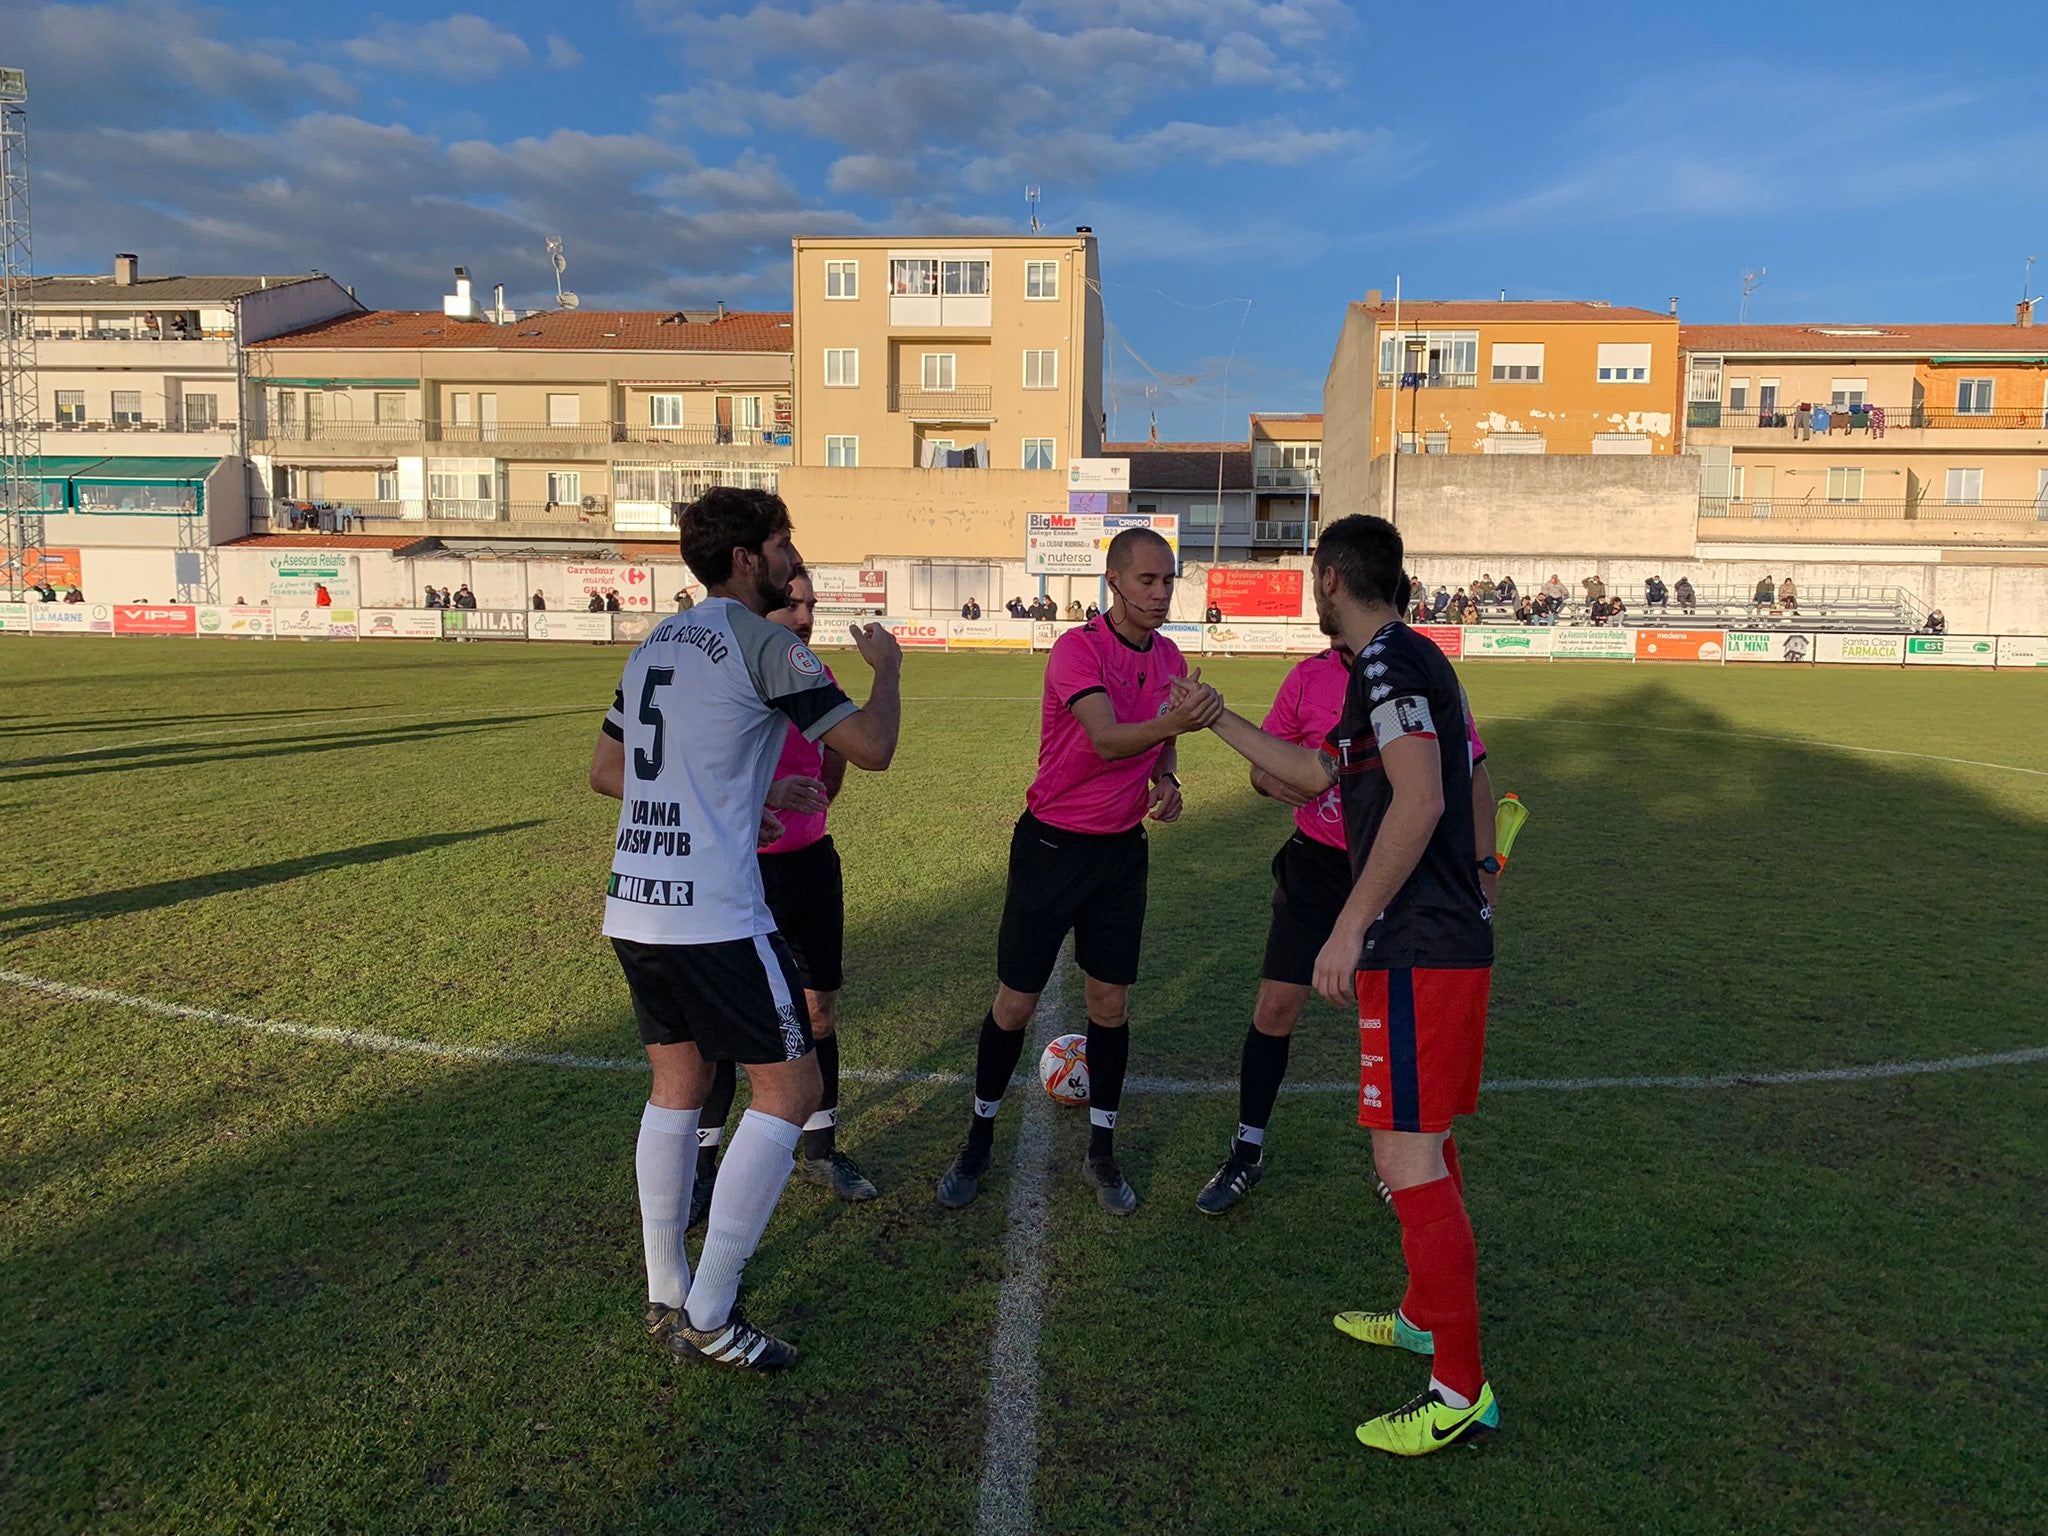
[1355,966,1492,1133]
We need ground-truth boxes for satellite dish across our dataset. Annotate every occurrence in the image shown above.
[560,292,580,309]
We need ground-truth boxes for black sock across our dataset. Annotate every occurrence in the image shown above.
[1235,1027,1291,1162]
[805,1033,840,1160]
[697,1057,738,1175]
[967,1011,1027,1152]
[1085,1018,1130,1161]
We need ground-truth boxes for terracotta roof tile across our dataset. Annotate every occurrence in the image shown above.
[1681,323,2048,355]
[252,309,794,353]
[1104,442,1254,491]
[1358,300,1676,325]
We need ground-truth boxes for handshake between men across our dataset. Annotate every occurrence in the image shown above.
[1167,670,1225,733]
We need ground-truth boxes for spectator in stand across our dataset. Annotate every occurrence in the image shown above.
[1608,594,1627,626]
[674,589,696,614]
[1430,585,1450,620]
[425,586,444,609]
[1066,599,1084,621]
[1923,609,1946,635]
[604,589,622,613]
[457,585,479,610]
[1644,574,1668,609]
[1541,573,1568,615]
[1085,602,1101,621]
[1205,602,1224,623]
[587,592,605,613]
[438,586,455,609]
[532,591,547,611]
[314,583,333,609]
[62,583,84,604]
[30,581,54,601]
[1451,587,1473,624]
[1472,573,1498,604]
[1007,596,1028,619]
[1752,575,1776,615]
[1674,576,1697,614]
[1582,573,1607,610]
[1778,577,1799,614]
[1514,596,1535,625]
[1497,574,1519,605]
[960,597,982,620]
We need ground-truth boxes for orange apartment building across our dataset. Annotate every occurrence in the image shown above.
[1682,314,2048,544]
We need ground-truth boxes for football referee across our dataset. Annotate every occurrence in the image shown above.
[591,487,901,1373]
[935,527,1222,1216]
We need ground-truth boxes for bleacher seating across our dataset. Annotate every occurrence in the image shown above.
[1444,584,1917,633]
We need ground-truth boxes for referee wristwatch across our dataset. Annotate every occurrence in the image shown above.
[1476,855,1502,875]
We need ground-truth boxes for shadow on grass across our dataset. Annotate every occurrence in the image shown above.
[0,705,391,742]
[3,676,2045,1535]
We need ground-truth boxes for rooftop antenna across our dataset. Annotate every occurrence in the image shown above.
[546,235,579,310]
[1025,185,1041,235]
[2025,255,2038,304]
[1739,266,1767,323]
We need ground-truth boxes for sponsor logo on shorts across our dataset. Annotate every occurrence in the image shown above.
[1361,1016,1383,1031]
[1362,1084,1383,1106]
[1361,1052,1385,1067]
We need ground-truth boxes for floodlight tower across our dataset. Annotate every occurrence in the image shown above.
[0,65,41,602]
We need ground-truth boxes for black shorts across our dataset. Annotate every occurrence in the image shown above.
[1262,831,1355,986]
[610,934,814,1063]
[759,835,845,994]
[996,810,1149,992]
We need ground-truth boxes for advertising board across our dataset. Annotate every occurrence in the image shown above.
[564,562,655,611]
[530,611,614,642]
[1026,512,1179,575]
[441,609,528,640]
[1815,633,1904,666]
[1202,622,1288,653]
[1722,630,1815,663]
[1281,625,1329,653]
[0,601,32,633]
[1995,636,2048,668]
[1903,635,1997,667]
[1550,628,1634,659]
[948,620,1033,650]
[1635,630,1726,662]
[1465,628,1555,658]
[810,568,889,611]
[1157,622,1204,653]
[31,602,112,634]
[1413,625,1464,659]
[17,548,83,588]
[195,605,274,637]
[113,604,197,636]
[1066,458,1131,493]
[275,607,356,638]
[360,609,443,639]
[1206,567,1303,619]
[266,552,354,607]
[880,616,948,650]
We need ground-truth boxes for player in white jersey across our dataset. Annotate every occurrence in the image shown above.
[591,486,902,1372]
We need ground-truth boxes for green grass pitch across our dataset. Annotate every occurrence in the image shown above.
[3,639,2045,1535]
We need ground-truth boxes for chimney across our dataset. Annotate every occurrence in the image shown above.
[1669,296,1681,316]
[1366,288,1383,306]
[717,300,727,320]
[2020,300,2035,329]
[1076,225,1093,235]
[114,253,138,286]
[493,282,506,323]
[443,266,478,321]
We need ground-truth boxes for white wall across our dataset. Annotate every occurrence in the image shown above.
[237,278,364,343]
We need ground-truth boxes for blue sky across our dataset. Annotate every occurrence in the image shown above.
[14,1,2048,437]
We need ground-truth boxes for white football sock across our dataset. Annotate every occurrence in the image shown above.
[636,1102,699,1308]
[686,1108,801,1332]
[1430,1376,1473,1410]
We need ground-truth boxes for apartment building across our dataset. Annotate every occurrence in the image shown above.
[789,232,1103,474]
[244,275,791,544]
[1104,414,1324,561]
[1322,297,1681,517]
[1682,313,2048,545]
[1251,411,1321,543]
[19,254,359,544]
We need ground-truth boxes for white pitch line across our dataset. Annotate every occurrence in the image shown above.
[974,959,1064,1536]
[1480,713,2048,780]
[4,969,2044,1097]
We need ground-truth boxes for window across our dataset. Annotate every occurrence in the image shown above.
[305,392,324,430]
[1955,378,1993,415]
[891,259,937,295]
[942,260,990,296]
[826,435,859,467]
[548,471,582,505]
[1023,349,1057,389]
[1826,467,1864,503]
[547,393,581,427]
[1758,379,1780,412]
[1591,432,1652,455]
[182,392,217,429]
[305,470,325,500]
[1489,342,1544,383]
[824,348,858,387]
[922,353,957,391]
[428,457,496,512]
[112,390,142,425]
[825,260,858,299]
[1945,468,1982,505]
[374,392,405,425]
[1596,343,1652,383]
[1424,432,1448,455]
[376,470,398,503]
[450,392,473,426]
[732,396,763,430]
[56,390,84,424]
[649,394,683,428]
[273,390,298,429]
[1023,438,1056,471]
[1482,432,1546,454]
[1830,377,1868,408]
[1728,378,1750,411]
[1026,260,1059,300]
[1378,329,1478,384]
[1185,502,1221,527]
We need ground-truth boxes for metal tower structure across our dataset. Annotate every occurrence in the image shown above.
[0,66,41,602]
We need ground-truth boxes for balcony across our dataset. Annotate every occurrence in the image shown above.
[30,333,235,370]
[254,418,427,446]
[1376,372,1478,390]
[250,419,793,456]
[42,414,237,436]
[1253,465,1319,490]
[888,386,995,419]
[1697,496,2048,547]
[1686,403,2048,451]
[1253,519,1312,545]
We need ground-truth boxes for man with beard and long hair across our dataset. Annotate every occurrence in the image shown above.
[935,527,1223,1216]
[689,567,879,1225]
[590,487,902,1372]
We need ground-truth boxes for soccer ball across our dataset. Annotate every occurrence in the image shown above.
[1039,1033,1089,1106]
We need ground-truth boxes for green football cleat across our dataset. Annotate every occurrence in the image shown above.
[1355,1384,1499,1457]
[1332,1308,1434,1356]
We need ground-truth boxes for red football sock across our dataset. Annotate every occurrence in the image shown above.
[1391,1175,1484,1400]
[1441,1135,1464,1198]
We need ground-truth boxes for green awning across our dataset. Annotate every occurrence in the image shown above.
[265,376,416,388]
[73,455,219,483]
[26,455,114,478]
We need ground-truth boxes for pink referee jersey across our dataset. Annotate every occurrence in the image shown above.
[760,661,836,854]
[1025,617,1189,835]
[1260,648,1486,851]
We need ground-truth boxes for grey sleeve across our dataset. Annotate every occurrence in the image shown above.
[730,606,858,741]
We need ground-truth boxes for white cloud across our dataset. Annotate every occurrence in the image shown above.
[545,34,585,69]
[344,14,536,82]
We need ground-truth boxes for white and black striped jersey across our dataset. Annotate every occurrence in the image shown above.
[601,597,855,946]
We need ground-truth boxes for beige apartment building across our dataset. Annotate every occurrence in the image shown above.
[1683,313,2048,547]
[789,232,1103,473]
[244,275,791,544]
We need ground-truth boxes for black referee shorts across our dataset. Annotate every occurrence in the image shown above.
[996,810,1149,993]
[759,835,845,994]
[610,933,815,1064]
[1261,831,1354,987]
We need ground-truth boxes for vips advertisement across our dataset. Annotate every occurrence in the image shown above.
[1635,630,1725,662]
[1205,567,1304,619]
[1723,631,1815,663]
[113,604,198,636]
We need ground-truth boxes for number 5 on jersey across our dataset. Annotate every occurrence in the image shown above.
[635,666,674,779]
